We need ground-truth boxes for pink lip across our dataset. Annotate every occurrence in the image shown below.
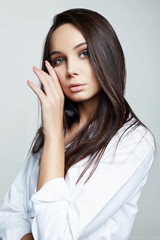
[69,83,84,88]
[69,83,86,92]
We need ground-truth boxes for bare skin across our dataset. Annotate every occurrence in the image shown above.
[24,23,101,238]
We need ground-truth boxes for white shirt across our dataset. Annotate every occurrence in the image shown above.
[0,119,155,240]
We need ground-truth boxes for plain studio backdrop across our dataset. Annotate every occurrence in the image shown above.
[0,1,159,239]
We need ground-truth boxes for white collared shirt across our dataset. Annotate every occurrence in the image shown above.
[0,119,155,240]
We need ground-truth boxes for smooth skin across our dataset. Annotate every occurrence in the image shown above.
[23,23,101,238]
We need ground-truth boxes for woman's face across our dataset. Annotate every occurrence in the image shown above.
[49,23,101,102]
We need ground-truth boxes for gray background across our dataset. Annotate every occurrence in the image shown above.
[0,0,159,239]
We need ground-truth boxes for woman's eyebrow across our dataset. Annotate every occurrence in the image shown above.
[50,42,87,57]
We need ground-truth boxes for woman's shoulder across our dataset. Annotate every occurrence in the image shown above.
[102,117,155,165]
[116,117,155,147]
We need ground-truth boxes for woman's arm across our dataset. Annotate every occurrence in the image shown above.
[37,132,64,191]
[28,62,65,191]
[0,155,32,240]
[21,233,34,240]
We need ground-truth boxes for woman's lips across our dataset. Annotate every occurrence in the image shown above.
[69,84,86,92]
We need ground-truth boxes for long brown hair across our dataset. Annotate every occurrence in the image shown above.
[28,8,145,184]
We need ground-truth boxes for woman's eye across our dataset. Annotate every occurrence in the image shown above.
[52,58,65,66]
[81,50,89,58]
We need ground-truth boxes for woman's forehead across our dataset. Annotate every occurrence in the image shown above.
[50,23,86,51]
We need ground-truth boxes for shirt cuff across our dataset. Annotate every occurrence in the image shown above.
[29,178,71,218]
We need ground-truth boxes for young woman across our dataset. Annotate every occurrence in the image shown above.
[0,8,155,240]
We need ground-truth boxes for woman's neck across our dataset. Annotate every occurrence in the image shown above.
[77,93,100,128]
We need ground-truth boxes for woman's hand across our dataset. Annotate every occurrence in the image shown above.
[27,61,64,137]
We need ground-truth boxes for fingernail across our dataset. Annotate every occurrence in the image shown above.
[27,80,31,85]
[45,60,50,66]
[33,66,39,71]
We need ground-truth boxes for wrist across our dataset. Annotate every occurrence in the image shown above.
[44,131,64,143]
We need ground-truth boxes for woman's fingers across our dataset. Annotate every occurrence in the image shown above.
[28,64,65,137]
[44,60,64,97]
[27,80,46,104]
[33,66,56,100]
[30,64,64,107]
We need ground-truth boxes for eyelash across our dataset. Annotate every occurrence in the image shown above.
[51,49,89,67]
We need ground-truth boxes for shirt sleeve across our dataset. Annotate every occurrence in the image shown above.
[0,156,32,240]
[29,126,155,240]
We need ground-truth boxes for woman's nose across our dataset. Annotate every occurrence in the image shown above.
[66,59,79,78]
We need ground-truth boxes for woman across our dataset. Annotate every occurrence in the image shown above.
[0,8,155,240]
